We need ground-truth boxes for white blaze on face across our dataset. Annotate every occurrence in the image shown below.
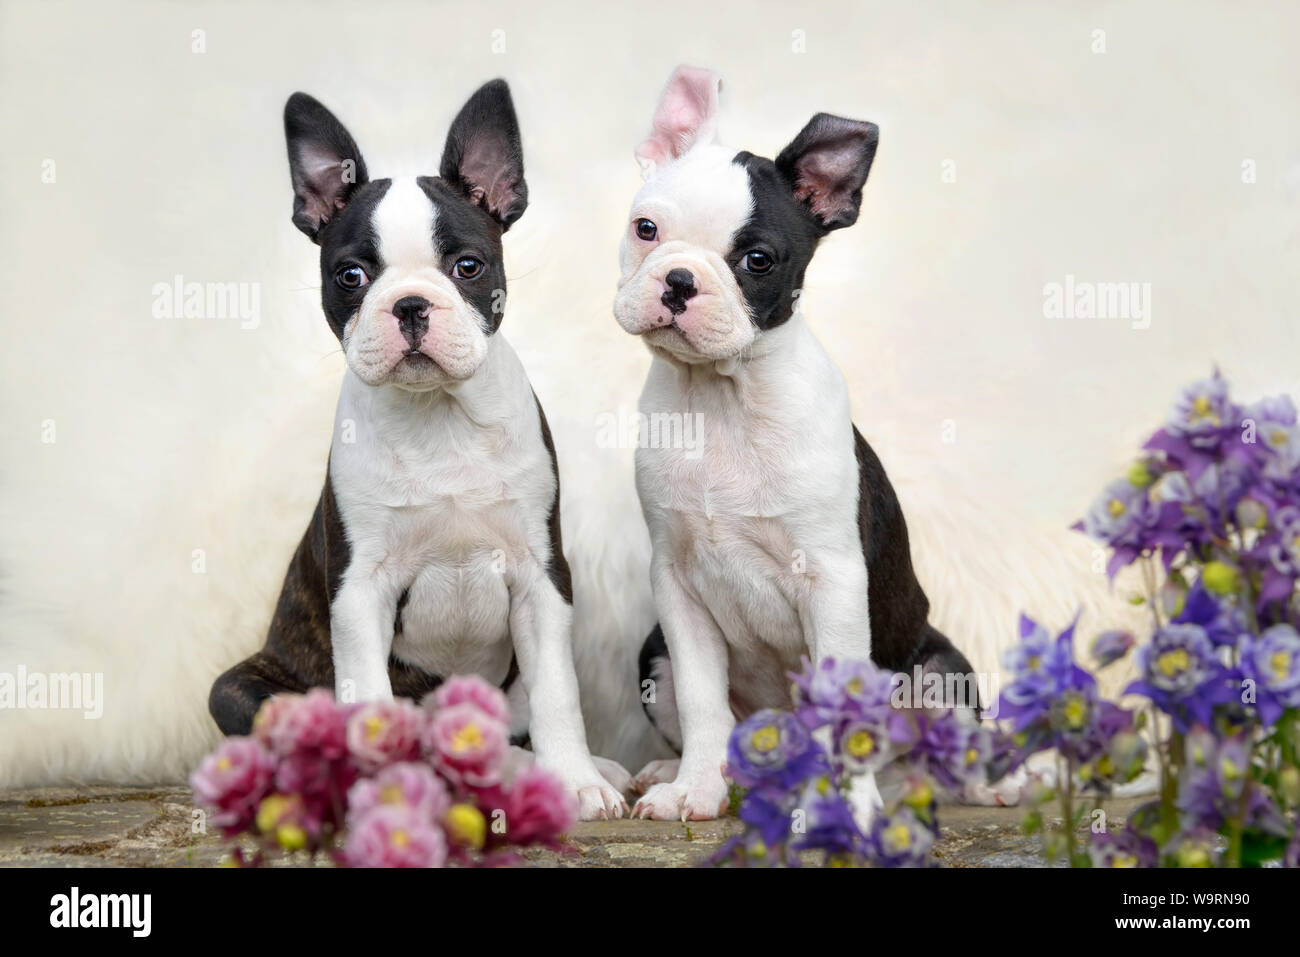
[346,177,489,388]
[614,144,756,363]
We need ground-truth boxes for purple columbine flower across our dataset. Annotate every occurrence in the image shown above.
[868,807,935,868]
[1168,827,1220,868]
[1176,730,1290,837]
[1125,622,1234,731]
[735,784,800,851]
[790,777,865,861]
[1145,371,1251,481]
[909,711,992,792]
[790,657,898,731]
[726,709,825,792]
[999,614,1093,729]
[1173,584,1250,648]
[1239,624,1300,725]
[1255,505,1300,608]
[1247,394,1298,480]
[1089,826,1158,868]
[1090,630,1135,668]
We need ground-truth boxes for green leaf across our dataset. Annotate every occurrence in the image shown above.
[1240,832,1289,868]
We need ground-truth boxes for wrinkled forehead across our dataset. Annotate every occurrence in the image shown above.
[632,144,754,253]
[322,175,502,264]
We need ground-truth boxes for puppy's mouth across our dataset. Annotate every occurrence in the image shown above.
[400,350,438,369]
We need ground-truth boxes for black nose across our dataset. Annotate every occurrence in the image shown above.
[392,296,430,349]
[661,268,697,315]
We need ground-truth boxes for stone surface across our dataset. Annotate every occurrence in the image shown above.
[0,786,1147,867]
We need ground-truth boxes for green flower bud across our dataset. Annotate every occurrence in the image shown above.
[1201,561,1239,596]
[1127,460,1155,489]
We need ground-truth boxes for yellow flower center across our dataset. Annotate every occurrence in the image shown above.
[1026,655,1041,672]
[1107,498,1127,517]
[1156,648,1190,678]
[390,828,409,849]
[364,715,387,741]
[379,783,405,805]
[885,824,912,851]
[1112,853,1138,868]
[216,756,231,772]
[751,725,780,753]
[846,677,864,695]
[964,747,980,766]
[1271,650,1291,682]
[1220,757,1242,781]
[1097,755,1115,777]
[904,781,933,809]
[846,730,876,758]
[1063,695,1088,729]
[1193,395,1211,417]
[1272,429,1290,446]
[451,722,484,754]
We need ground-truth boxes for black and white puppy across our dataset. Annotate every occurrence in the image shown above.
[615,67,978,822]
[209,81,628,819]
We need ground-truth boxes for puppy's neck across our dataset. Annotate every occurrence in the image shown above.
[342,334,526,431]
[663,316,815,391]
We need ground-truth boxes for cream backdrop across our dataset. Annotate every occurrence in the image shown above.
[1,0,1297,786]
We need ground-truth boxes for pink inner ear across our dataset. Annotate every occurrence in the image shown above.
[459,133,517,219]
[794,134,864,219]
[636,65,721,167]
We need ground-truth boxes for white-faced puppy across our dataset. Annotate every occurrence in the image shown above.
[615,66,979,822]
[209,81,628,819]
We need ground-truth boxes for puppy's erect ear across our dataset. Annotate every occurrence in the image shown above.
[284,93,369,243]
[775,113,879,231]
[635,65,722,175]
[439,79,528,231]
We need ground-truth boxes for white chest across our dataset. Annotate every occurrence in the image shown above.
[329,363,556,679]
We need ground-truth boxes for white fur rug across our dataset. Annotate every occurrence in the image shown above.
[2,1,1296,787]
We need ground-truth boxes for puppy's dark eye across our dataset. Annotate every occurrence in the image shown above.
[741,250,774,274]
[635,218,658,242]
[335,265,369,290]
[452,257,484,280]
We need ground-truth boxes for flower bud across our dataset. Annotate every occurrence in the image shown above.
[1201,561,1239,596]
[1278,766,1300,807]
[1127,460,1155,489]
[443,803,487,849]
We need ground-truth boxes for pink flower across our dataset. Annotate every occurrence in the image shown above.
[427,675,512,725]
[343,805,447,868]
[346,699,423,772]
[422,702,508,789]
[498,765,577,846]
[258,689,349,760]
[347,762,451,827]
[190,737,275,833]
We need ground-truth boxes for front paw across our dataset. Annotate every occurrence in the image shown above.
[632,775,729,822]
[568,776,629,821]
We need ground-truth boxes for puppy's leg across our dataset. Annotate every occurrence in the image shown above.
[329,572,399,704]
[632,563,732,821]
[510,563,628,821]
[632,624,684,792]
[801,553,880,828]
[208,652,307,736]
